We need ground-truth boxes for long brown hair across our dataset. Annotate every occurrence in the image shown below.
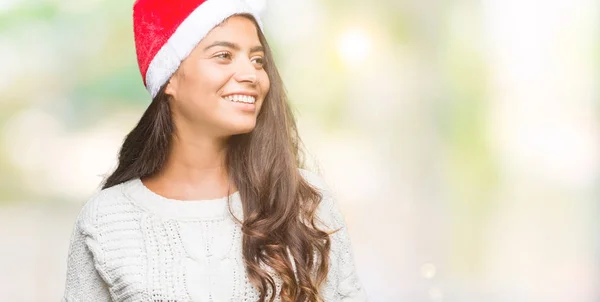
[103,14,333,302]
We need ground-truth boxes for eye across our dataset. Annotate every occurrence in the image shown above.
[214,51,232,60]
[252,56,265,68]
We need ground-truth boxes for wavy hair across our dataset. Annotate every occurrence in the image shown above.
[102,14,333,302]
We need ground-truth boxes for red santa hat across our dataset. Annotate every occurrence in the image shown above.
[133,0,264,98]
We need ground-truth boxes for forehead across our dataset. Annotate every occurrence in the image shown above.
[201,15,261,45]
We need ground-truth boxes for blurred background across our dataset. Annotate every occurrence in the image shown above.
[0,0,599,301]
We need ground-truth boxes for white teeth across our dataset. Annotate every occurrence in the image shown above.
[225,94,256,104]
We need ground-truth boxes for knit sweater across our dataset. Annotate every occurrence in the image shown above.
[62,169,368,301]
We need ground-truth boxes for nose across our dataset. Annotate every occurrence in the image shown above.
[233,59,258,84]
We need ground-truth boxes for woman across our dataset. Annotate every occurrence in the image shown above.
[63,0,367,301]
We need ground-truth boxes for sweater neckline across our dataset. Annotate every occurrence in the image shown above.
[122,178,243,220]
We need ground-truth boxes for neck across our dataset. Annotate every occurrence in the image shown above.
[164,133,229,182]
[143,129,236,200]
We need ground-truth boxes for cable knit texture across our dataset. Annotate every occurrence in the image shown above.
[62,169,368,301]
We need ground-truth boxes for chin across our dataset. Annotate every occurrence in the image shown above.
[227,121,257,135]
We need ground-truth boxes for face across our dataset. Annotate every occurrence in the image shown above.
[165,15,270,138]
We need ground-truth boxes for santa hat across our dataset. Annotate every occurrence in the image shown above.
[133,0,264,98]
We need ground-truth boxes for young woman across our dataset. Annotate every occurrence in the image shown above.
[62,0,368,301]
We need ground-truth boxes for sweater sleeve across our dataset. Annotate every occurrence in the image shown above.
[299,169,369,301]
[62,199,112,301]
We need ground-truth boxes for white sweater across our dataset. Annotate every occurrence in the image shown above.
[62,169,368,301]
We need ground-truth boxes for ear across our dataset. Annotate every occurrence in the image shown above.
[164,74,178,98]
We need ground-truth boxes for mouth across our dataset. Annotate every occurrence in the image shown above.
[223,94,256,104]
[222,94,257,112]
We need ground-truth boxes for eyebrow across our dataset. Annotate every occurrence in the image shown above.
[203,41,264,53]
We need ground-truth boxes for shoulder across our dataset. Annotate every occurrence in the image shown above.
[298,168,337,206]
[75,180,138,230]
[297,168,344,230]
[298,168,331,195]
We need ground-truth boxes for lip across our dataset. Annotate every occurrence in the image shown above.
[226,99,256,112]
[222,91,259,113]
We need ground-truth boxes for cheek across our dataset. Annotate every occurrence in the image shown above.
[260,74,270,97]
[181,67,230,102]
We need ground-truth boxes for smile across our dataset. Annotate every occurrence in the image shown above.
[224,94,256,104]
